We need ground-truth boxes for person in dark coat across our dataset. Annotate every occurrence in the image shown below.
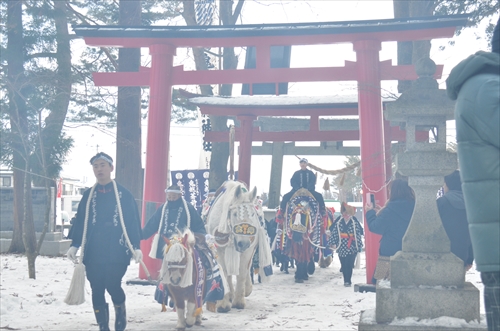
[329,202,364,287]
[142,185,207,260]
[279,158,325,215]
[143,185,224,310]
[67,152,142,331]
[365,179,415,282]
[437,170,474,270]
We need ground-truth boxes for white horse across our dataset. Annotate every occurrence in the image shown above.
[205,181,272,312]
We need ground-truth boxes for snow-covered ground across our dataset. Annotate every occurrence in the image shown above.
[0,252,487,330]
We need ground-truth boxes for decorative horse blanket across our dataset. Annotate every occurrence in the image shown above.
[154,246,225,308]
[275,188,323,263]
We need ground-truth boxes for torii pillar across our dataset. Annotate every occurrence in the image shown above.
[354,40,387,283]
[139,44,176,280]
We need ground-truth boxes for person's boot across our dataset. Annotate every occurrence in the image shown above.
[114,302,127,331]
[93,304,110,331]
[300,262,309,280]
[283,256,289,274]
[307,259,316,275]
[295,263,306,283]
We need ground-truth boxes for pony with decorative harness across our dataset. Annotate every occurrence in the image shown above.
[205,180,273,312]
[160,229,225,331]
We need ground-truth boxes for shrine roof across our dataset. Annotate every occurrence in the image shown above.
[72,15,468,48]
[189,94,396,108]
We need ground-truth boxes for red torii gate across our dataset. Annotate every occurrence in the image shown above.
[72,15,466,282]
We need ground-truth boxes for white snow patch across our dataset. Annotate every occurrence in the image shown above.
[190,94,397,107]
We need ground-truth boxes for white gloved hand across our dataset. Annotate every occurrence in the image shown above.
[66,246,78,262]
[205,234,215,245]
[325,230,331,236]
[134,249,143,263]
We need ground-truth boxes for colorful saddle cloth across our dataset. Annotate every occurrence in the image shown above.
[279,188,323,263]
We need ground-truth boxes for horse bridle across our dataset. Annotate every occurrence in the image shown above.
[167,263,187,269]
[228,203,259,238]
[164,239,190,269]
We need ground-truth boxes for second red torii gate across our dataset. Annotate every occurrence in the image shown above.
[72,15,467,282]
[190,95,429,186]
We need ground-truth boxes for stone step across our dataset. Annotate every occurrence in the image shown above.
[359,309,487,331]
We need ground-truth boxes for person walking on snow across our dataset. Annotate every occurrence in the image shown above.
[329,202,364,287]
[67,152,143,331]
[142,185,224,311]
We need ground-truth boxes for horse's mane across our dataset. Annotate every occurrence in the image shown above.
[164,229,195,262]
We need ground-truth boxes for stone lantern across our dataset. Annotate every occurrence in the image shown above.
[359,58,482,330]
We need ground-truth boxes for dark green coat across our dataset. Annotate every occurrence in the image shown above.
[446,51,500,272]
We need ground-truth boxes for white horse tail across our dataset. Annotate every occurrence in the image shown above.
[257,226,273,282]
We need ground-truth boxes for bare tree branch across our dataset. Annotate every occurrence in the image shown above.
[65,2,119,70]
[232,0,245,25]
[25,52,57,60]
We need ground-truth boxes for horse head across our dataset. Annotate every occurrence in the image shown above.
[227,185,259,253]
[161,230,195,287]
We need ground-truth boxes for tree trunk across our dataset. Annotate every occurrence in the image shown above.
[116,0,143,209]
[393,1,436,92]
[393,1,413,93]
[182,0,239,191]
[409,1,435,64]
[7,0,27,254]
[22,168,37,279]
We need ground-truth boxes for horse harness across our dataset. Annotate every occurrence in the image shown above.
[209,184,260,247]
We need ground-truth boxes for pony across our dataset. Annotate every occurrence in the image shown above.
[159,230,204,331]
[275,188,325,283]
[205,180,272,312]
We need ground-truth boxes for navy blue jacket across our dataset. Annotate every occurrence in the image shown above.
[71,182,142,266]
[437,190,474,266]
[366,199,415,257]
[142,198,206,259]
[290,169,316,191]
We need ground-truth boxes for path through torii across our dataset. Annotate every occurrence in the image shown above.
[72,15,467,282]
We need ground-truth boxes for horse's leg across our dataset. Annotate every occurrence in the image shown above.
[243,248,254,297]
[185,301,196,327]
[216,248,232,313]
[233,248,254,309]
[173,297,187,331]
[195,311,202,326]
